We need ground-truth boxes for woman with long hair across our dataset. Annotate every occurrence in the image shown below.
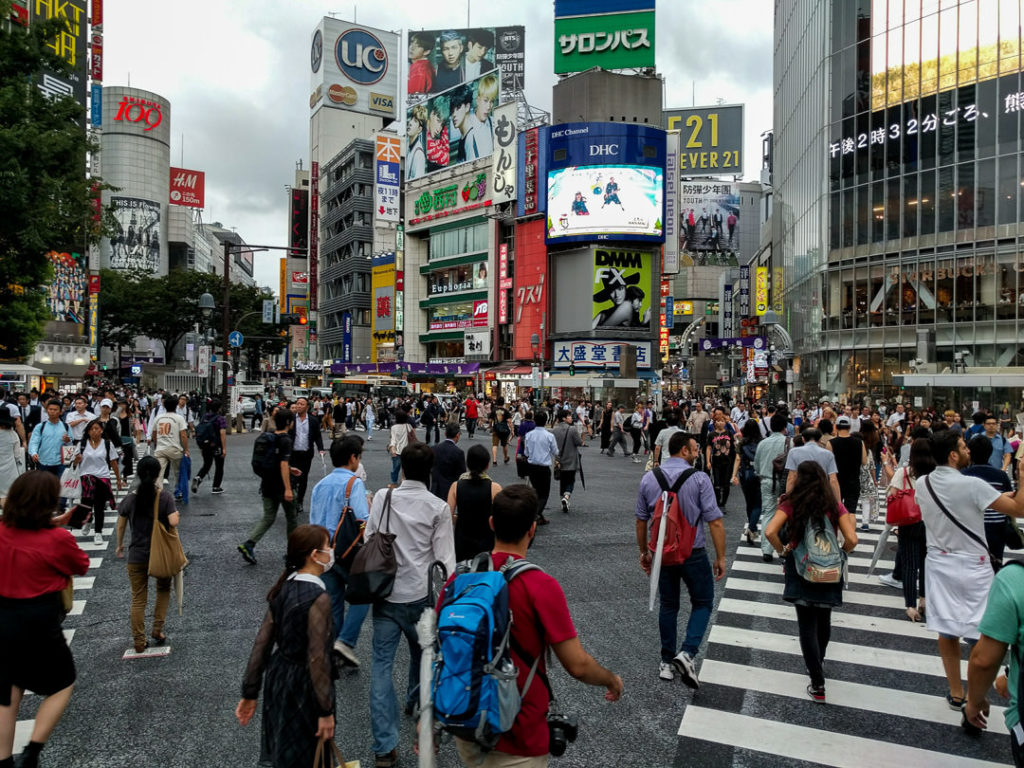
[236,524,336,767]
[888,438,934,622]
[115,456,178,653]
[733,419,763,545]
[386,409,415,487]
[448,444,503,560]
[765,461,858,703]
[706,412,736,510]
[73,418,123,544]
[113,399,137,479]
[0,472,89,768]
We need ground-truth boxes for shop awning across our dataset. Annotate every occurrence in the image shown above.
[505,366,533,375]
[893,372,1024,387]
[0,363,43,382]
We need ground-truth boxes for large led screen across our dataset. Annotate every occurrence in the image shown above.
[546,165,663,243]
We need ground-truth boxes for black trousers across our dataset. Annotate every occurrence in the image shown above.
[290,448,315,506]
[197,446,225,487]
[526,464,551,518]
[795,604,832,687]
[711,457,732,508]
[898,524,926,607]
[466,417,476,437]
[630,427,642,455]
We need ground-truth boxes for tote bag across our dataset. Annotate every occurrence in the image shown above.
[148,494,188,579]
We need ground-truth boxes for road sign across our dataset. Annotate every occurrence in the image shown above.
[210,353,217,364]
[262,299,275,324]
[130,364,142,377]
[229,331,244,347]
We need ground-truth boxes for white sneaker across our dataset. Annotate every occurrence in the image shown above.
[81,519,92,537]
[93,533,104,545]
[672,651,700,689]
[658,662,675,681]
[877,573,902,589]
[561,494,570,514]
[333,640,360,667]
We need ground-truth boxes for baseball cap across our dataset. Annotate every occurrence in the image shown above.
[100,398,113,408]
[836,415,851,427]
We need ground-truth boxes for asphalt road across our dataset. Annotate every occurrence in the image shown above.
[13,426,1015,767]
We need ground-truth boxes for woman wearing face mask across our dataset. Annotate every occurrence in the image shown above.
[236,524,336,767]
[114,456,179,653]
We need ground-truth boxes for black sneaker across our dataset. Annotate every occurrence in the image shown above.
[190,477,200,494]
[238,542,257,565]
[762,552,774,562]
[211,487,224,494]
[807,683,826,703]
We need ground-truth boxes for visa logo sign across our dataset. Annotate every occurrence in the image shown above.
[369,92,394,112]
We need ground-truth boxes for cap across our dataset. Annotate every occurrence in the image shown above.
[100,398,113,408]
[836,416,851,427]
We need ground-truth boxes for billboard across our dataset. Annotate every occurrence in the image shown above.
[553,2,655,75]
[755,266,769,315]
[678,182,740,267]
[663,131,680,273]
[547,165,664,242]
[552,339,652,369]
[592,247,653,330]
[663,105,744,176]
[407,26,525,102]
[311,19,399,118]
[31,0,87,124]
[169,167,205,208]
[289,188,309,258]
[427,261,489,296]
[108,197,160,271]
[46,251,86,324]
[427,299,488,331]
[489,102,518,204]
[374,135,401,223]
[406,71,501,181]
[371,252,396,362]
[512,219,547,359]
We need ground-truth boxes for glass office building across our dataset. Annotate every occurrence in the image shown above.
[773,0,1024,403]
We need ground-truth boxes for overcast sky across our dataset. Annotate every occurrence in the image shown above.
[103,0,772,291]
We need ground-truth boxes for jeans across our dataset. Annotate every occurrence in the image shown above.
[466,417,476,438]
[371,598,429,755]
[390,455,402,485]
[740,473,761,532]
[126,562,170,648]
[759,480,778,555]
[39,464,67,509]
[795,604,832,687]
[657,549,715,662]
[365,415,375,436]
[320,565,370,646]
[247,495,297,545]
[558,470,576,497]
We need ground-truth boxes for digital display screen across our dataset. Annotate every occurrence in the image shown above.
[546,164,663,243]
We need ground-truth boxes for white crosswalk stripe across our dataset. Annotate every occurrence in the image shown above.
[676,521,1014,767]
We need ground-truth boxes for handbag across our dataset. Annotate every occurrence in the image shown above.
[312,739,359,768]
[1004,516,1024,551]
[68,502,93,529]
[60,442,78,465]
[148,494,189,579]
[60,577,74,614]
[59,467,81,499]
[345,489,397,605]
[885,470,922,526]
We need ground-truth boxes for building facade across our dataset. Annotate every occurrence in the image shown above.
[774,0,1024,404]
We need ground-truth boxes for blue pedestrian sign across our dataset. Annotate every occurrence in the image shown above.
[210,354,217,364]
[229,331,244,348]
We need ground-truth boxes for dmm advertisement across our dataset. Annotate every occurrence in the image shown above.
[678,182,740,267]
[406,71,500,181]
[407,26,524,102]
[311,19,399,118]
[592,247,653,330]
[108,197,160,271]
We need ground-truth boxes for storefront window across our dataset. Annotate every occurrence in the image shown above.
[428,222,488,261]
[426,261,488,296]
[938,166,955,231]
[936,256,955,322]
[954,256,977,323]
[428,300,486,331]
[869,264,885,326]
[841,268,855,329]
[997,249,1020,320]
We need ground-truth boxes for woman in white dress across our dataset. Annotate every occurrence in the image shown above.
[0,412,25,506]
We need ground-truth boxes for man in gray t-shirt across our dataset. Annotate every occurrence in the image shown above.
[784,427,841,502]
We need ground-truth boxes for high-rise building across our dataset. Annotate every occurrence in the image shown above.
[773,0,1024,404]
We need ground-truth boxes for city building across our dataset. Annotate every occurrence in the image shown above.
[773,0,1024,407]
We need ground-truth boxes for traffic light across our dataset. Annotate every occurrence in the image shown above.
[280,313,307,325]
[568,364,575,377]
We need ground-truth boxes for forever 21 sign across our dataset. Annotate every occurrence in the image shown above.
[113,96,163,132]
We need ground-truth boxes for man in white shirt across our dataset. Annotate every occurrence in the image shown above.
[575,400,590,439]
[730,402,749,431]
[152,394,189,488]
[886,404,906,429]
[66,395,94,442]
[915,430,1024,709]
[783,427,841,502]
[366,442,455,767]
[524,410,559,525]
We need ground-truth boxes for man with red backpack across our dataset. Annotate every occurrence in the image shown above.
[634,430,726,689]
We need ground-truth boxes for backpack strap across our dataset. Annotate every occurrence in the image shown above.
[499,555,547,700]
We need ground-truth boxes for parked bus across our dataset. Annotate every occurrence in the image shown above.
[329,376,411,402]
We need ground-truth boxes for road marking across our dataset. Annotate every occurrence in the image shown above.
[724,577,906,609]
[732,547,894,570]
[72,576,94,590]
[678,706,1011,767]
[68,599,86,616]
[715,597,932,639]
[730,558,903,588]
[88,557,103,569]
[699,659,1009,736]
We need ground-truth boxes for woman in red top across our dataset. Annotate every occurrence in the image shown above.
[0,472,89,768]
[764,461,858,704]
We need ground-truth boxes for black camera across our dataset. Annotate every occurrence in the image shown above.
[547,709,579,757]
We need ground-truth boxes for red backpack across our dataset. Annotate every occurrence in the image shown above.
[648,467,699,566]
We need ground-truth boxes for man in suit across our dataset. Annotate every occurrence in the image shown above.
[431,422,466,501]
[288,396,324,515]
[16,392,42,435]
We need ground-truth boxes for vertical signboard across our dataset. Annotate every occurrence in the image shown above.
[371,252,396,362]
[90,82,101,126]
[520,127,540,217]
[31,0,88,124]
[772,266,784,313]
[89,30,102,80]
[490,102,517,204]
[498,243,511,324]
[374,135,401,223]
[342,311,353,363]
[663,131,679,274]
[309,162,319,310]
[755,266,768,315]
[738,264,750,318]
[289,187,309,258]
[722,283,734,337]
[395,225,404,335]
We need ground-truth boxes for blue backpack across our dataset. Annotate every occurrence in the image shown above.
[793,514,845,583]
[433,553,542,749]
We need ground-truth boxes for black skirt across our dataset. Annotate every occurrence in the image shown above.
[781,552,844,608]
[0,591,76,703]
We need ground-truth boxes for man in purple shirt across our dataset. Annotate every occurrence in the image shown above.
[635,430,726,689]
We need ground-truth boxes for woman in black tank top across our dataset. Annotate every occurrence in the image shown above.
[448,444,503,561]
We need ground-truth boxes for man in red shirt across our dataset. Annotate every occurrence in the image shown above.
[465,395,479,439]
[441,485,623,767]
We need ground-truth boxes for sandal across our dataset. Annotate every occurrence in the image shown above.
[946,693,966,710]
[150,632,167,645]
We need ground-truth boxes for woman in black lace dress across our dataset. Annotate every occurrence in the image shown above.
[236,524,337,767]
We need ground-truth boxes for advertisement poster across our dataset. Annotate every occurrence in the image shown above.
[406,71,501,181]
[169,167,205,208]
[591,247,652,330]
[547,165,663,242]
[663,131,680,274]
[755,266,769,315]
[407,26,524,102]
[678,182,739,267]
[374,135,401,223]
[31,0,87,125]
[489,102,517,204]
[46,251,86,324]
[311,20,399,118]
[553,8,655,75]
[427,261,489,295]
[108,197,160,271]
[663,105,744,176]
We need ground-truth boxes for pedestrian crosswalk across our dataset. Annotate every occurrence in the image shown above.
[677,520,1015,767]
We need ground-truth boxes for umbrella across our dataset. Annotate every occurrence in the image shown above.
[866,523,893,577]
[577,457,586,491]
[648,490,669,612]
[173,569,184,616]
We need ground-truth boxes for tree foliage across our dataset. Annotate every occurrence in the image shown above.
[0,1,112,357]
